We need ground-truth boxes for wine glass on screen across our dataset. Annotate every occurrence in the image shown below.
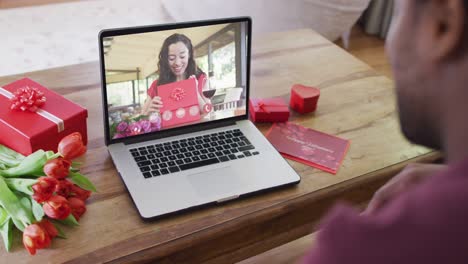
[202,71,216,119]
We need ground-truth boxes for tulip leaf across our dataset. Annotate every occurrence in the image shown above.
[17,194,44,222]
[49,221,67,239]
[0,177,33,230]
[4,178,37,196]
[0,144,24,161]
[58,214,79,227]
[0,207,8,226]
[69,172,97,192]
[0,153,21,169]
[0,217,13,252]
[19,195,34,223]
[31,199,44,222]
[71,162,82,167]
[0,150,47,178]
[46,152,60,160]
[55,226,67,239]
[45,151,55,159]
[11,217,26,232]
[0,145,23,169]
[20,196,31,210]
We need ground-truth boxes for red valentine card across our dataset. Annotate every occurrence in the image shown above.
[266,122,350,174]
[157,78,201,128]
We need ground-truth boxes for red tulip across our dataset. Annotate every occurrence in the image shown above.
[38,219,58,239]
[70,184,91,201]
[32,177,58,203]
[68,197,87,221]
[55,179,74,197]
[58,132,86,160]
[23,224,51,255]
[43,158,71,179]
[43,195,71,220]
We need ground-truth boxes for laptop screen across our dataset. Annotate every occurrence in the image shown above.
[101,19,250,142]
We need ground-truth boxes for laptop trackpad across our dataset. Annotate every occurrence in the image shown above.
[187,166,244,200]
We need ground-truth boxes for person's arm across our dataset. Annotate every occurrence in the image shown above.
[363,163,446,215]
[140,97,152,116]
[303,164,466,264]
[140,80,164,117]
[303,203,429,264]
[141,96,163,116]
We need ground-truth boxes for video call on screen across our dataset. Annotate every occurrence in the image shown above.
[103,22,248,140]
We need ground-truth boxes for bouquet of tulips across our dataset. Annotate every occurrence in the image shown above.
[0,132,96,255]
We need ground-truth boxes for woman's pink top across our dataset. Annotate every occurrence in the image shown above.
[147,73,207,98]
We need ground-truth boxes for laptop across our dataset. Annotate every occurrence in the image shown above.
[98,17,300,219]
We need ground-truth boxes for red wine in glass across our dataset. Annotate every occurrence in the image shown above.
[203,89,216,99]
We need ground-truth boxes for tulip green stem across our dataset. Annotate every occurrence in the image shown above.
[69,172,97,192]
[0,150,47,178]
[47,153,61,160]
[0,177,33,231]
[0,208,13,252]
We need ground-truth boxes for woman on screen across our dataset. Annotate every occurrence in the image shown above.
[141,33,210,117]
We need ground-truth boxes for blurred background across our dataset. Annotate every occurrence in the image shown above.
[0,0,394,78]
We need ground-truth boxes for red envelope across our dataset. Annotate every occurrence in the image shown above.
[266,122,349,174]
[157,78,201,128]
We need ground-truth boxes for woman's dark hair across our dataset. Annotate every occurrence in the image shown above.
[157,33,203,86]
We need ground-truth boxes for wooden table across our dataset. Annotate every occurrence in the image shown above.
[0,29,440,263]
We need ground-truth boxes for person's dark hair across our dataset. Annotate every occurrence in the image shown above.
[157,33,203,86]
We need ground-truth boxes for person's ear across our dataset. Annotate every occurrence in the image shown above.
[418,0,466,62]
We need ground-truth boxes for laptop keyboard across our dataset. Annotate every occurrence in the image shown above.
[129,129,259,179]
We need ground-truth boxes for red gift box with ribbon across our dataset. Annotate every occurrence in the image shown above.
[157,78,201,128]
[0,78,88,155]
[249,98,290,123]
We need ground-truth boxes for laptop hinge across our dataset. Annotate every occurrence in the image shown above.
[123,119,237,145]
[216,194,240,204]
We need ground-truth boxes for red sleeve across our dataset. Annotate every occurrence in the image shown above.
[147,80,158,98]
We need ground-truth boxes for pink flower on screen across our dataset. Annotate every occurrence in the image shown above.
[139,120,152,133]
[128,123,142,135]
[149,114,162,130]
[116,122,128,133]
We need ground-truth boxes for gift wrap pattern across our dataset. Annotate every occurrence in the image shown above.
[157,78,201,128]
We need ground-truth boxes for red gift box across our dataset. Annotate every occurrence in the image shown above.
[249,98,290,123]
[290,84,320,114]
[0,78,88,156]
[157,78,201,128]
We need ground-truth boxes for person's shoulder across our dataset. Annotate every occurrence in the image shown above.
[150,79,158,88]
[148,79,159,97]
[197,71,207,79]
